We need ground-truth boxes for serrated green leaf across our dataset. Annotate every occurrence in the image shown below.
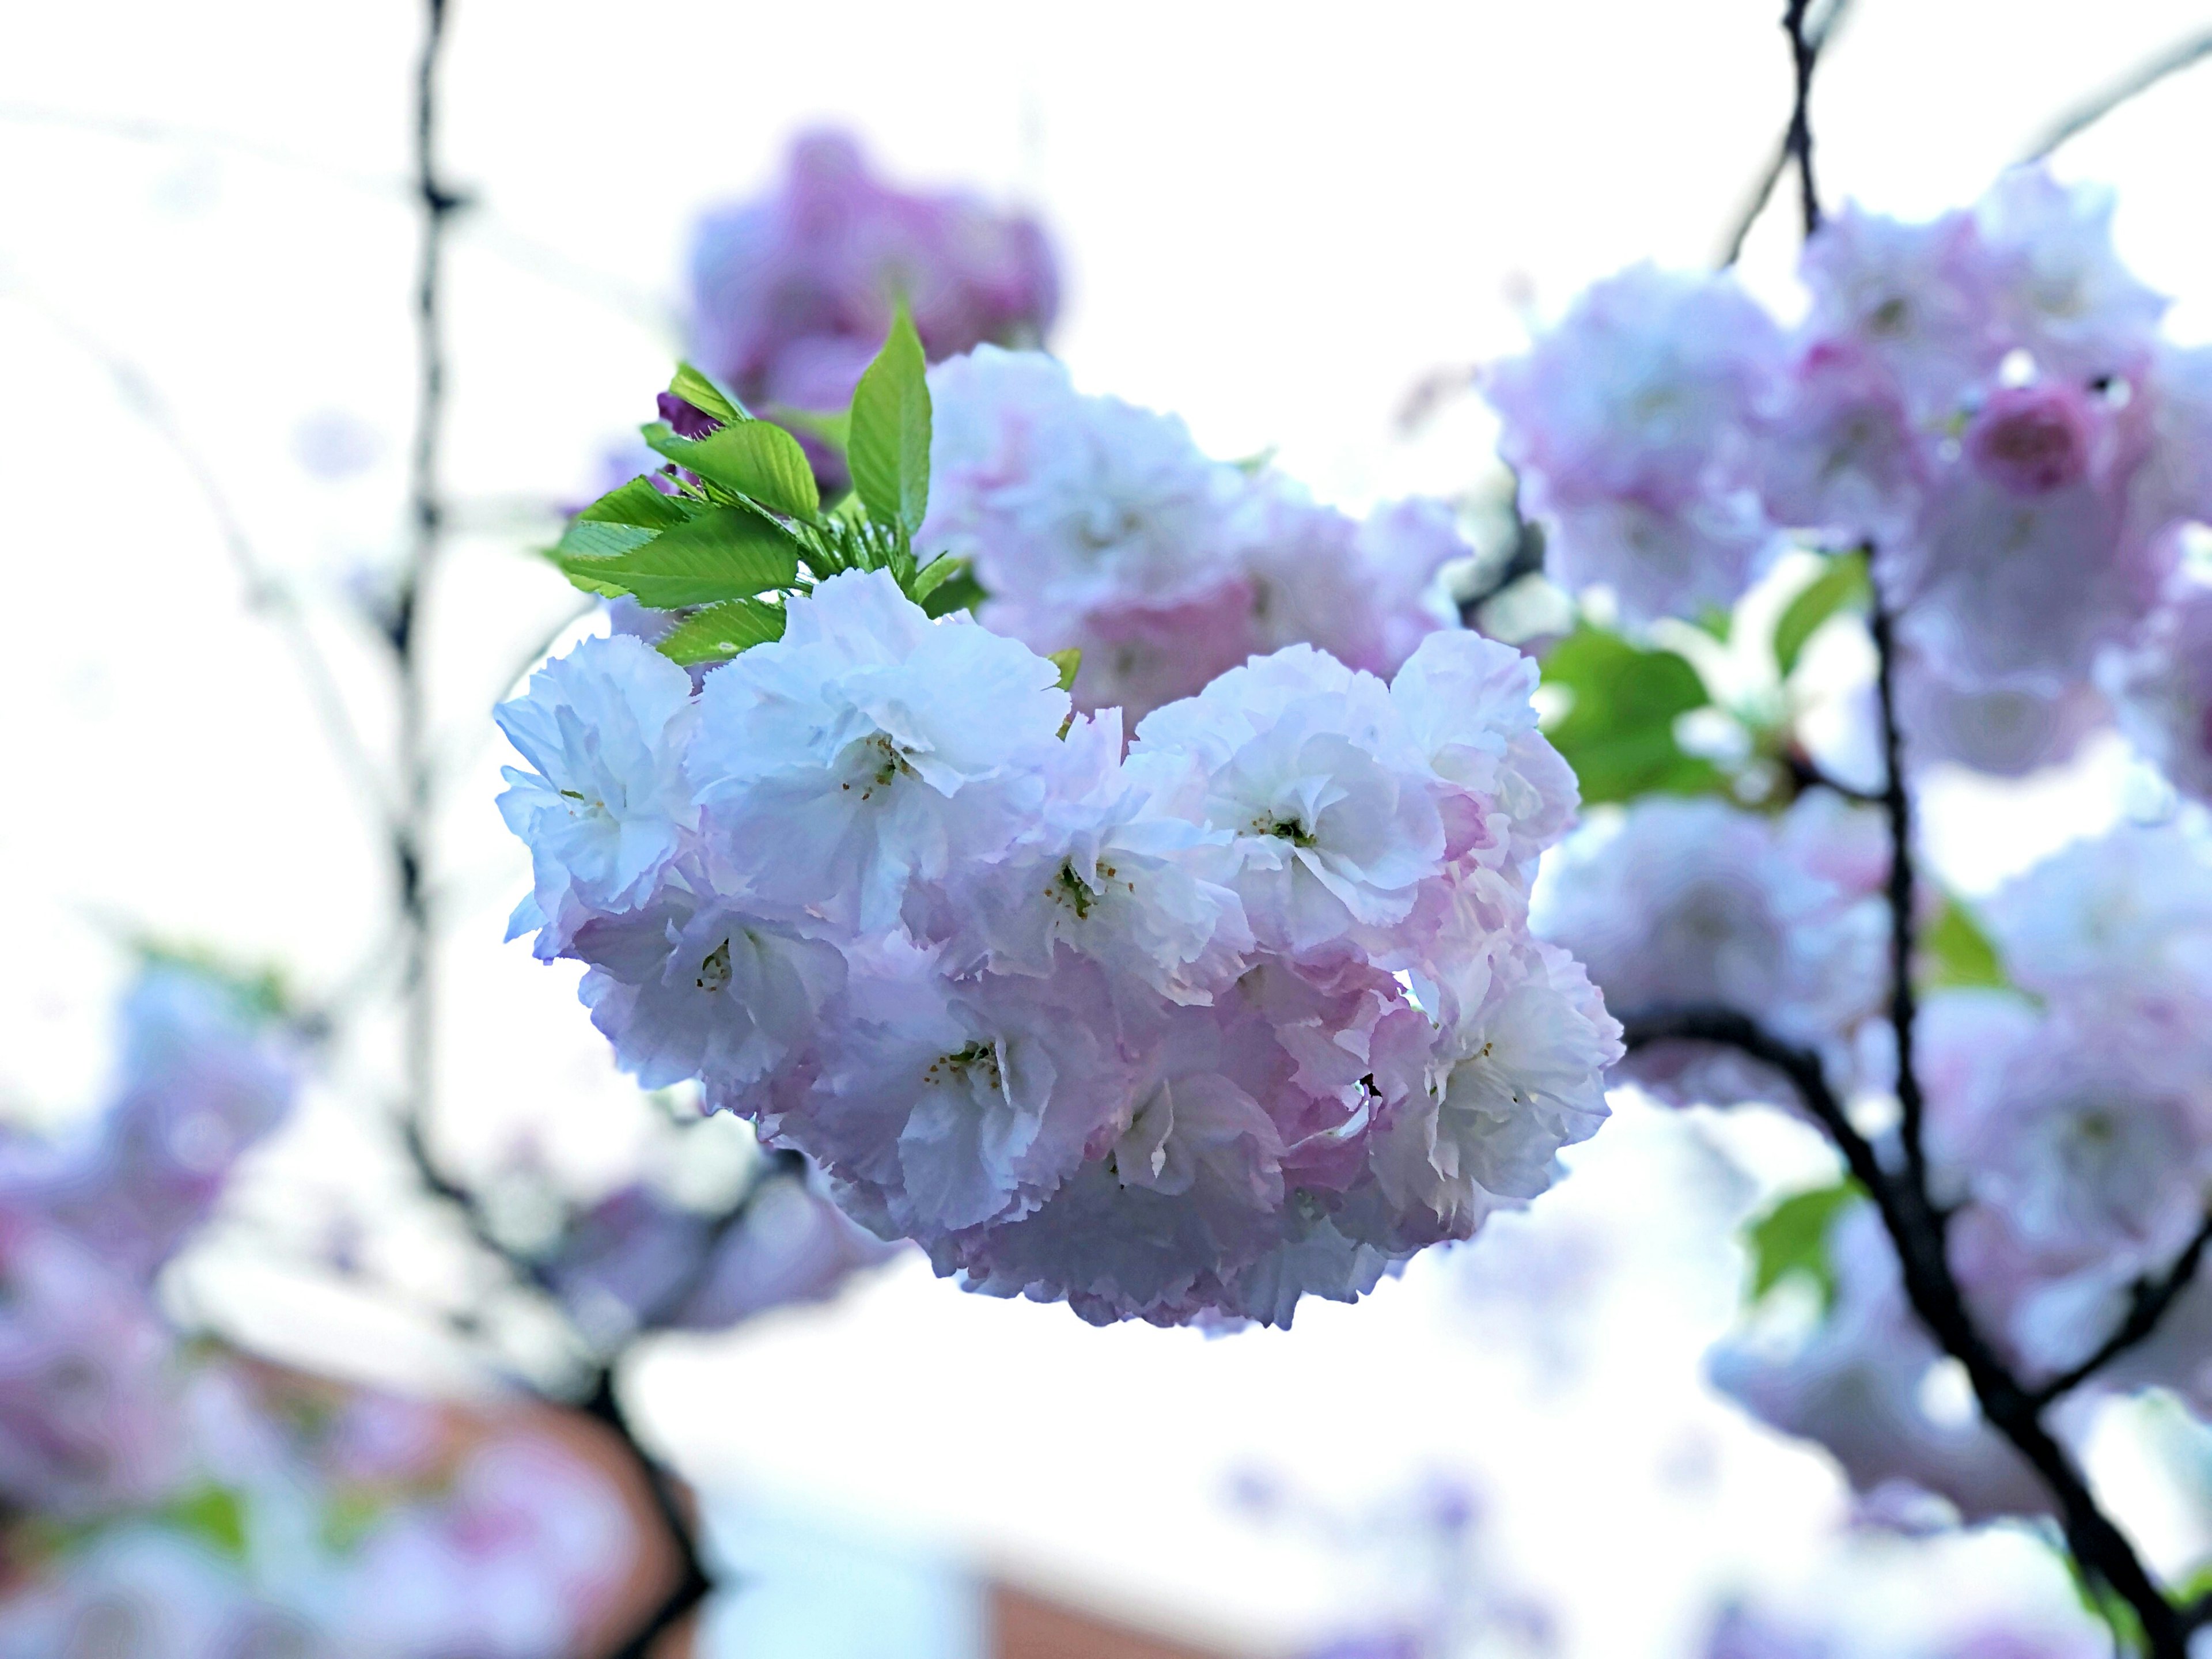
[646,421,820,521]
[555,509,799,609]
[848,302,931,535]
[909,553,968,604]
[919,566,986,619]
[1923,894,2009,990]
[1047,648,1082,694]
[1539,624,1724,805]
[1773,551,1871,677]
[658,599,787,665]
[1745,1180,1863,1309]
[553,519,658,560]
[668,361,747,426]
[579,476,694,530]
[775,406,850,456]
[160,1485,248,1562]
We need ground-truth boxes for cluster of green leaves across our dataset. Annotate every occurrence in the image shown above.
[1742,1178,1865,1313]
[1540,625,1724,804]
[133,936,293,1022]
[547,307,981,668]
[1538,549,1873,807]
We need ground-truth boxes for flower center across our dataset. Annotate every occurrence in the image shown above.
[839,731,917,801]
[1253,813,1316,847]
[695,939,733,993]
[925,1040,1003,1093]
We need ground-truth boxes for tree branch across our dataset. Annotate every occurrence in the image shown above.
[1782,0,1825,237]
[1718,0,1851,264]
[583,1370,715,1659]
[2017,27,2212,165]
[389,12,715,1655]
[1866,595,1931,1193]
[1619,1002,2194,1653]
[2029,1214,2212,1407]
[4,287,395,831]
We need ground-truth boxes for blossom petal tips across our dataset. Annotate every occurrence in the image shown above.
[494,632,701,950]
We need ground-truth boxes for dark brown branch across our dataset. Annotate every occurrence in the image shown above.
[1782,0,1825,237]
[390,12,714,1656]
[1784,750,1881,806]
[2018,28,2212,164]
[584,1371,715,1659]
[1866,596,1930,1192]
[1718,0,1851,264]
[2030,1214,2212,1407]
[1618,1007,2192,1656]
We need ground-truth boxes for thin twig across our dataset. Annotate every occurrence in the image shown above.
[0,103,675,335]
[2017,28,2212,164]
[1717,0,1851,264]
[3,287,396,830]
[395,0,464,1156]
[1783,0,1825,237]
[2030,1214,2212,1407]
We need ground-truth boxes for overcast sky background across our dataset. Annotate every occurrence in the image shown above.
[3,3,2210,1653]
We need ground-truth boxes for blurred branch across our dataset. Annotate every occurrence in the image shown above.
[1783,0,1826,236]
[1618,1007,2192,1654]
[1716,0,1853,264]
[2,286,396,832]
[2017,27,2212,164]
[1866,594,1929,1192]
[2028,1213,2212,1406]
[584,1371,714,1659]
[0,103,674,335]
[392,0,463,1164]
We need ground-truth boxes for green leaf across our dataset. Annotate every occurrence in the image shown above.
[667,361,747,426]
[552,518,658,560]
[1046,648,1082,694]
[2057,1544,2149,1658]
[555,509,800,609]
[646,420,820,521]
[657,599,786,665]
[160,1485,249,1562]
[132,941,290,1022]
[774,406,851,456]
[321,1489,383,1556]
[909,554,969,604]
[848,302,931,535]
[1773,551,1871,678]
[1745,1180,1863,1310]
[918,565,986,619]
[1923,894,2010,991]
[1539,624,1724,805]
[579,476,694,531]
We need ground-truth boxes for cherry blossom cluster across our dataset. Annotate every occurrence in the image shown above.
[0,1357,649,1659]
[498,567,1619,1327]
[1492,161,2212,1550]
[925,346,1471,722]
[1488,164,2212,782]
[0,971,749,1656]
[687,131,1059,476]
[0,968,294,1518]
[1665,819,2212,1526]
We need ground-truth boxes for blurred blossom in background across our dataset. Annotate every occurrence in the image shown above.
[9,2,2212,1657]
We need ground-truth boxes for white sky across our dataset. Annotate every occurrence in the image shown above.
[4,1,2212,1653]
